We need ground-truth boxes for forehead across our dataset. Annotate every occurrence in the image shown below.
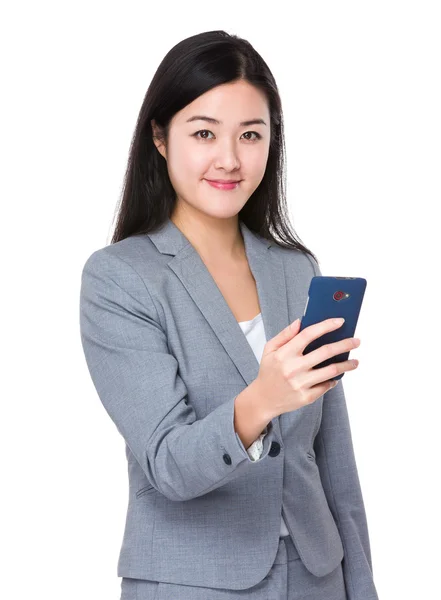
[173,80,269,126]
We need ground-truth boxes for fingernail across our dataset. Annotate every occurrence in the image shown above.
[333,318,345,324]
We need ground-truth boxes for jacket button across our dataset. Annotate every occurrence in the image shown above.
[223,453,232,465]
[268,441,281,457]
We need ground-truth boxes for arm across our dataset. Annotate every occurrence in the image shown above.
[307,255,378,600]
[79,248,277,502]
[234,379,270,461]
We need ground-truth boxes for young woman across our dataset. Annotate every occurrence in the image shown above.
[79,30,379,600]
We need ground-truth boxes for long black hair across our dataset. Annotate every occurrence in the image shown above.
[109,30,318,263]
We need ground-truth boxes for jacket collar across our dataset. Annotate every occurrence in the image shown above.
[148,219,293,436]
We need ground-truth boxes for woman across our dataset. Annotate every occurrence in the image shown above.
[79,30,379,600]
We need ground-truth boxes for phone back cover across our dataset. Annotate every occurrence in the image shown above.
[300,276,367,380]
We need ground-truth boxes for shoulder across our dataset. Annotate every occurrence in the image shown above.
[80,235,166,314]
[80,235,163,322]
[81,234,163,279]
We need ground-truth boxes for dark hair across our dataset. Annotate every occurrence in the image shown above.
[109,30,318,264]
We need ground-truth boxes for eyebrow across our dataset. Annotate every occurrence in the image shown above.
[186,115,267,127]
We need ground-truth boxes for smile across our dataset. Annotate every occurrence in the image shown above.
[204,179,241,190]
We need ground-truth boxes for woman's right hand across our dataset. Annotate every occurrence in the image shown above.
[254,317,361,419]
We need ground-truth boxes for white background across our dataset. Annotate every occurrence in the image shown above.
[1,2,440,598]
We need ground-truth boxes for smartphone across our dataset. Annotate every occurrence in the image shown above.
[299,276,367,381]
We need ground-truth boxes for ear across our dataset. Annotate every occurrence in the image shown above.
[151,119,167,160]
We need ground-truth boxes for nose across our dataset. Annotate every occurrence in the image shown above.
[214,140,241,171]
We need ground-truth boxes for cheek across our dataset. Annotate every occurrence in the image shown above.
[245,149,269,180]
[258,143,271,167]
[170,146,208,180]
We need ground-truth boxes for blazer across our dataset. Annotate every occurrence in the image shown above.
[79,217,377,599]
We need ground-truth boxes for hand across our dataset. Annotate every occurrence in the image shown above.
[254,318,360,419]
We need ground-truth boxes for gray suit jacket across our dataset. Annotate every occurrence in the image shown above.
[79,218,378,599]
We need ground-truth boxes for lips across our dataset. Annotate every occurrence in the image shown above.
[205,179,241,183]
[205,179,241,190]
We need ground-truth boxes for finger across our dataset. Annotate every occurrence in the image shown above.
[302,336,359,371]
[301,378,339,406]
[305,358,359,390]
[290,317,345,355]
[266,318,301,353]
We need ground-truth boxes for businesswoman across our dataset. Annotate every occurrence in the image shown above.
[79,30,378,600]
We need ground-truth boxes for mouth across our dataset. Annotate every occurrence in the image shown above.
[205,179,241,183]
[204,179,242,190]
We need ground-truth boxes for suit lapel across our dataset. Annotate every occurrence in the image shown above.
[148,218,291,437]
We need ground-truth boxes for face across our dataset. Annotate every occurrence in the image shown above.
[151,80,271,224]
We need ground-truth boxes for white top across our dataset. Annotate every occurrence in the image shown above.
[237,312,290,537]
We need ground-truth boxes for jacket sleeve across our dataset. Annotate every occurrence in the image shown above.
[79,247,277,502]
[307,256,379,600]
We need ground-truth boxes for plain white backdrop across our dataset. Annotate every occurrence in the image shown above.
[1,2,440,598]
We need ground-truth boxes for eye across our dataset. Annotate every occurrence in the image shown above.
[192,130,262,141]
[193,130,214,140]
[242,131,262,141]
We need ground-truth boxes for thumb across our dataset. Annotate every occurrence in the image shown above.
[265,318,301,353]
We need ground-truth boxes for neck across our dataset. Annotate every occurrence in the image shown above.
[170,207,246,264]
